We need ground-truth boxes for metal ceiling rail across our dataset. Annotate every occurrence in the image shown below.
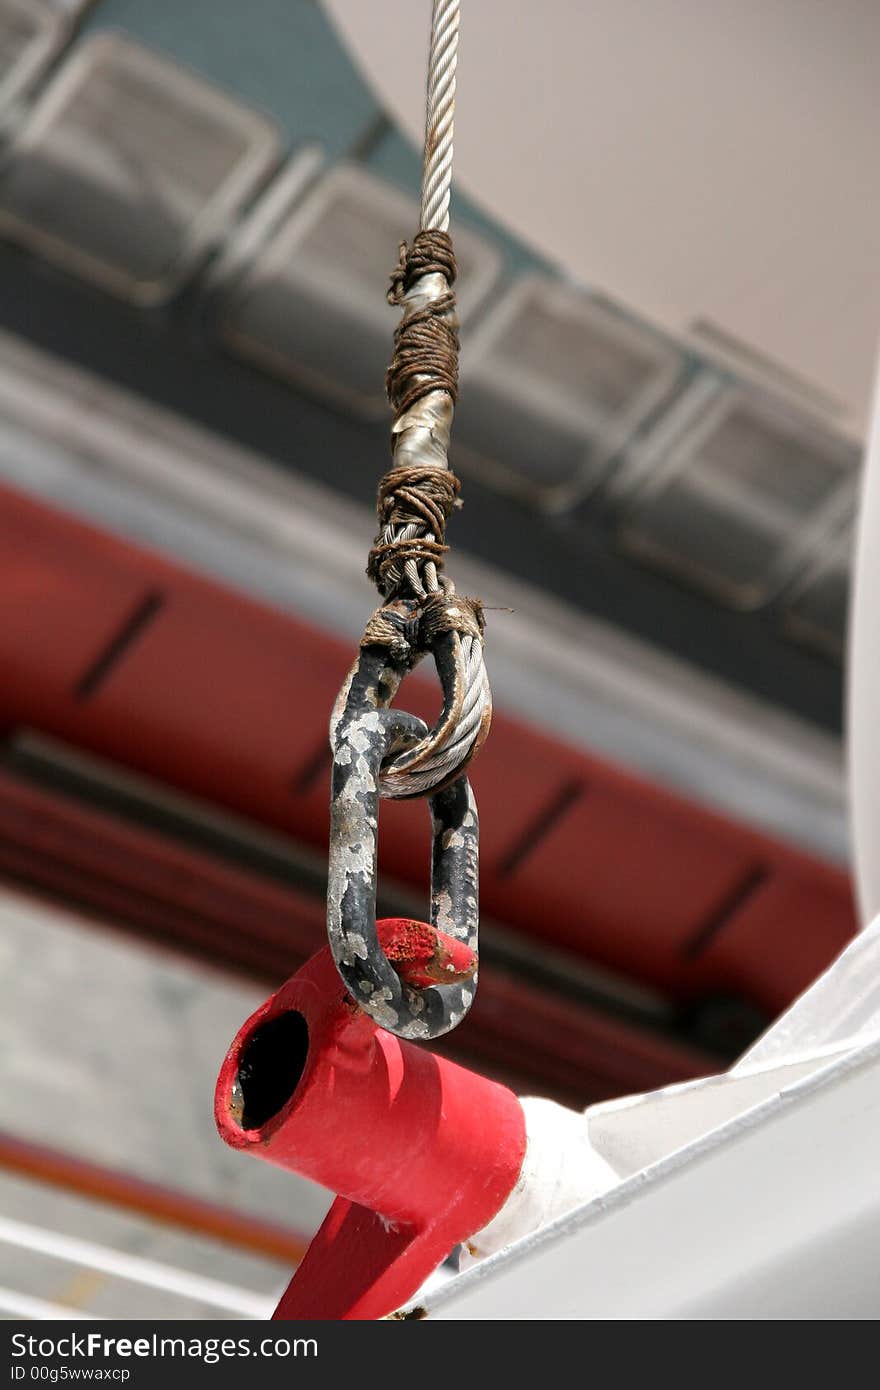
[0,1285,91,1321]
[0,1128,308,1265]
[0,1214,275,1319]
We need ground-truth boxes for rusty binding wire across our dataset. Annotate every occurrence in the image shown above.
[327,0,492,1038]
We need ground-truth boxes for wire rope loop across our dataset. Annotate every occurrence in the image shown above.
[327,642,479,1039]
[326,1,481,1037]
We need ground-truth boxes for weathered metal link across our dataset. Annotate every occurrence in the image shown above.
[327,641,479,1039]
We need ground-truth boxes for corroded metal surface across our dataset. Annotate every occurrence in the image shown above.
[328,634,479,1039]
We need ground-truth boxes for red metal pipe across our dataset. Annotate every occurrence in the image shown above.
[0,482,855,1018]
[215,922,527,1320]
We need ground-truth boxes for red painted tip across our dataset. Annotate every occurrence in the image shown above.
[378,918,477,988]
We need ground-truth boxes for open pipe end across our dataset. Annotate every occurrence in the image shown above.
[227,1010,310,1133]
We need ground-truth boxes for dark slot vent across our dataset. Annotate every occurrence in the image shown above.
[683,864,771,960]
[75,591,164,701]
[498,780,584,877]
[293,741,332,795]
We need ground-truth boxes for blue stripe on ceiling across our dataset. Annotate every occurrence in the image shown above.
[82,0,380,158]
[82,0,547,276]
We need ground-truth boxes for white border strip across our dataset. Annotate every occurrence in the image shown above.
[0,1215,274,1318]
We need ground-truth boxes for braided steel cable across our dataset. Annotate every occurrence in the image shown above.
[374,0,491,798]
[327,1,486,1036]
[420,0,460,233]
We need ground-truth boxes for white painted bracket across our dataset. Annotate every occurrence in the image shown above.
[407,914,880,1318]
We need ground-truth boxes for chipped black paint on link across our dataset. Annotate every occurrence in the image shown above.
[327,642,479,1039]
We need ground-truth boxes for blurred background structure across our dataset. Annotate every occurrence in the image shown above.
[0,0,874,1317]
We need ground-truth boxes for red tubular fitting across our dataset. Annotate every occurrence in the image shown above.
[214,920,527,1321]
